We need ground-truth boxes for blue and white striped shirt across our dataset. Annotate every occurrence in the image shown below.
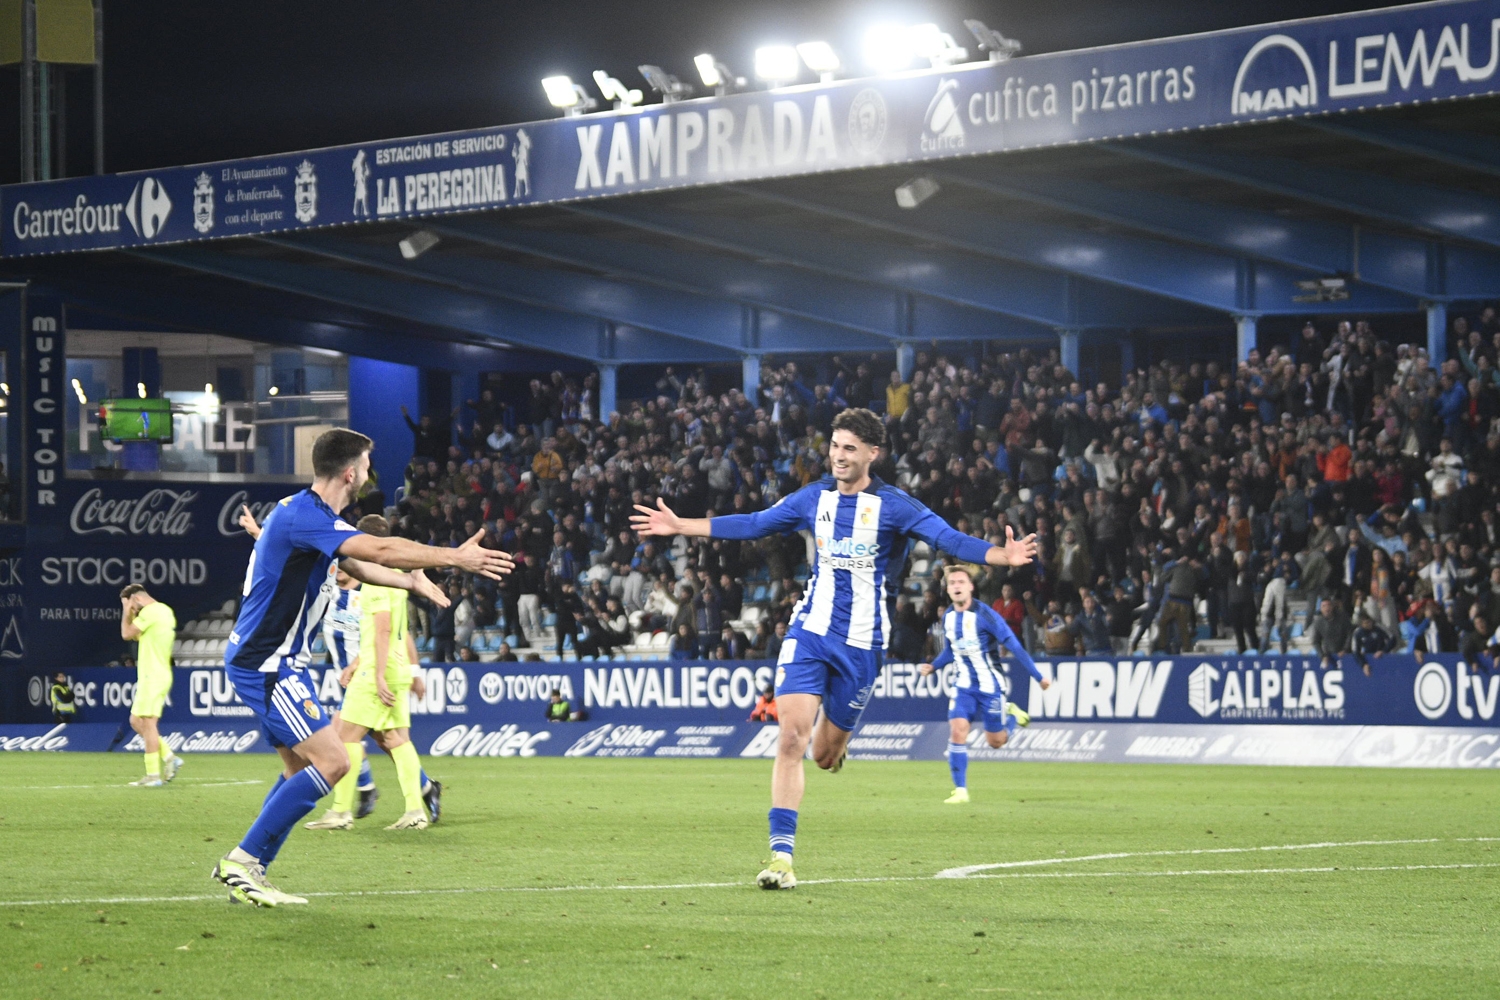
[931,602,1043,694]
[321,570,362,670]
[710,476,992,651]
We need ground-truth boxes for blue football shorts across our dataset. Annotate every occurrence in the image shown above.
[226,664,330,749]
[774,629,882,732]
[949,686,1008,733]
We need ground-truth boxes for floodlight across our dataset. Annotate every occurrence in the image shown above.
[593,70,643,109]
[796,41,840,81]
[895,176,941,209]
[694,54,722,88]
[754,45,800,84]
[694,53,745,95]
[864,24,912,72]
[638,65,694,103]
[541,75,597,116]
[911,23,968,66]
[399,230,441,260]
[964,19,1022,62]
[542,75,580,107]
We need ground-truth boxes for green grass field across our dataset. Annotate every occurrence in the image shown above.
[1,754,1496,999]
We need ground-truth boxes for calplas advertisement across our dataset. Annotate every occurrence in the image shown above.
[7,656,1500,768]
[8,0,1500,255]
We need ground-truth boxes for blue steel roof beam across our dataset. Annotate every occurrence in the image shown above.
[132,246,736,364]
[737,185,1417,315]
[932,166,1353,277]
[1112,142,1500,252]
[429,218,906,340]
[262,233,890,356]
[937,165,1500,302]
[37,274,535,373]
[572,202,1209,330]
[1300,120,1500,182]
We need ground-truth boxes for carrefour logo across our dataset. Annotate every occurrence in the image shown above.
[1232,34,1319,115]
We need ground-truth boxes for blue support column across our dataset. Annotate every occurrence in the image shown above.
[1057,329,1080,378]
[1119,336,1135,378]
[597,363,617,421]
[1426,301,1448,364]
[895,341,915,382]
[1235,315,1257,364]
[742,354,761,405]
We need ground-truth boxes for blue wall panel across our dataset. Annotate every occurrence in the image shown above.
[348,356,419,499]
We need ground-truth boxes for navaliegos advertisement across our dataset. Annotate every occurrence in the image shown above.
[9,656,1500,769]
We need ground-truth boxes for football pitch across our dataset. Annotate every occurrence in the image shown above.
[1,755,1496,999]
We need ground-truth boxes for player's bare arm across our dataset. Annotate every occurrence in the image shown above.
[372,611,395,707]
[238,504,262,540]
[339,558,450,608]
[337,529,514,580]
[120,595,142,640]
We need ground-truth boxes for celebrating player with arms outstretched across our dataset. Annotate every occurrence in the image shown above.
[632,408,1037,889]
[211,429,512,907]
[919,563,1049,804]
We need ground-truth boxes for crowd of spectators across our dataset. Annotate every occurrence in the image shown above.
[385,312,1500,671]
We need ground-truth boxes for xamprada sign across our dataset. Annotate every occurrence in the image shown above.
[5,0,1500,256]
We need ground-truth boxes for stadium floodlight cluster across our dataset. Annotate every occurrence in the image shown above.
[539,18,1020,116]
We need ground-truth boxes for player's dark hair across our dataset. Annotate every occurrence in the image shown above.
[355,513,390,537]
[832,407,884,449]
[119,583,146,600]
[312,428,374,480]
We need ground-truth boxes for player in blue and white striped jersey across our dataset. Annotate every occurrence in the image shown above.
[633,408,1037,890]
[209,429,511,908]
[919,564,1049,805]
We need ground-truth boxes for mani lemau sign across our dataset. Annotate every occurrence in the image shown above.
[5,0,1500,256]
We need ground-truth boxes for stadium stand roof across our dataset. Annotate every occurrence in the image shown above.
[7,0,1500,400]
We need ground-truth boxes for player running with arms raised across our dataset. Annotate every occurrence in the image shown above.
[919,564,1049,804]
[632,408,1037,889]
[211,429,511,907]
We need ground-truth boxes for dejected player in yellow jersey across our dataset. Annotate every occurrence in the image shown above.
[121,584,182,787]
[307,514,434,831]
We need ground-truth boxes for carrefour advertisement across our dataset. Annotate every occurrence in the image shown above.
[7,657,1500,769]
[7,0,1500,256]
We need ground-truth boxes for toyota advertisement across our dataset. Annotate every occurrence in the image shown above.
[7,656,1500,768]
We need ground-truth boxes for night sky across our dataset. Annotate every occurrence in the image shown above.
[2,0,1414,182]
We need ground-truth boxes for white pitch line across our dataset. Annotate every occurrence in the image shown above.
[0,840,1493,908]
[1,779,264,791]
[935,838,1443,878]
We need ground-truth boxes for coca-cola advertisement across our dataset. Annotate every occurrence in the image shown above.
[18,480,292,668]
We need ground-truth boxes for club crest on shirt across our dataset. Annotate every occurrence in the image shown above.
[302,698,320,719]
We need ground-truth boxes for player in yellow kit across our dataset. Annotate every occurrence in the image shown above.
[120,584,182,787]
[306,514,433,830]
